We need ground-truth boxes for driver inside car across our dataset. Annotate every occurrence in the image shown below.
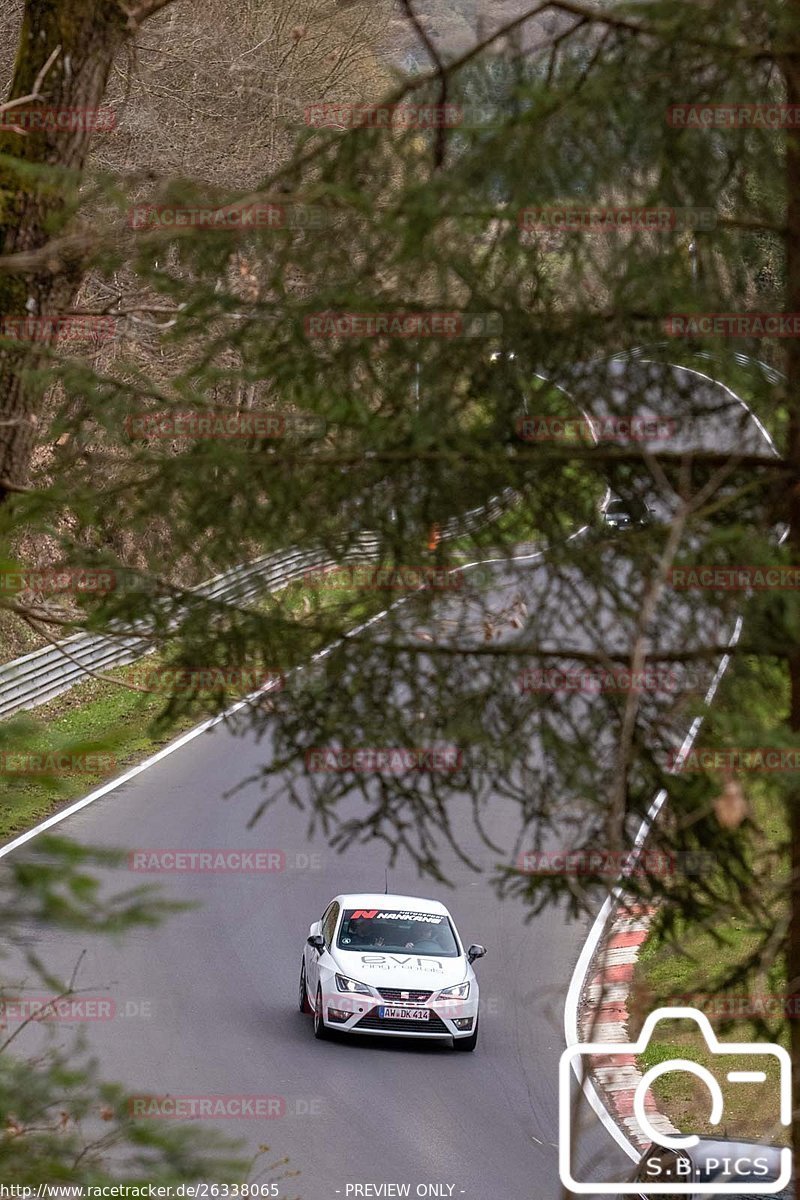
[350,919,385,947]
[402,926,445,953]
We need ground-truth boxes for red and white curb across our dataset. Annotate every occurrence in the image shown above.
[580,899,679,1148]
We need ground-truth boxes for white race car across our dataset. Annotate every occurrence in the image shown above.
[298,892,485,1050]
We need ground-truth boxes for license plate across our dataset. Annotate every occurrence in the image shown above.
[378,1006,430,1021]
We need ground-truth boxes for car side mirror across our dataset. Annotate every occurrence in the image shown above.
[467,944,486,963]
[307,934,325,952]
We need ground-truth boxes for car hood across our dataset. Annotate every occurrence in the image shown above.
[331,948,468,991]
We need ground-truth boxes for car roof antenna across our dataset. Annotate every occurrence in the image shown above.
[384,868,389,894]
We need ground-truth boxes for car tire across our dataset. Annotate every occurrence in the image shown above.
[298,960,311,1014]
[313,986,329,1040]
[453,1018,478,1051]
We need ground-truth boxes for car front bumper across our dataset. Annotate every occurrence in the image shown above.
[319,995,479,1040]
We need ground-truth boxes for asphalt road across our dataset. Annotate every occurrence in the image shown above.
[1,356,776,1200]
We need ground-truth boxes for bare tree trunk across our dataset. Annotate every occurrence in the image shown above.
[0,0,172,501]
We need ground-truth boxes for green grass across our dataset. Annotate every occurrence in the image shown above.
[636,1020,783,1141]
[0,662,196,843]
[631,789,789,1141]
[0,473,600,846]
[0,577,389,844]
[626,615,793,1139]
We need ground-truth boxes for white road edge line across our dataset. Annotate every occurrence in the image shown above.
[562,355,781,1165]
[0,532,569,863]
[4,356,770,1164]
[0,363,601,861]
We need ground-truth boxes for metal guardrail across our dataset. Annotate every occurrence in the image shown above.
[0,490,516,720]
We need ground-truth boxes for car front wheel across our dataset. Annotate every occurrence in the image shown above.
[298,960,311,1014]
[313,986,329,1039]
[453,1018,478,1051]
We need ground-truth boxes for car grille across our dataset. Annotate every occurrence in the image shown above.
[356,1007,450,1034]
[377,988,433,1004]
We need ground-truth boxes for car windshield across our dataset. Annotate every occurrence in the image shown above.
[337,908,460,956]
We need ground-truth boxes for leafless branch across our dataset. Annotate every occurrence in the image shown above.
[119,0,176,32]
[399,0,448,167]
[0,951,88,1054]
[0,45,62,121]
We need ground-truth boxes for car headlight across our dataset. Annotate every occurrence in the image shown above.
[335,973,371,994]
[438,982,470,999]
